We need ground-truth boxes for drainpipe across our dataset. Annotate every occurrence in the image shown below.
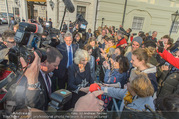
[94,0,99,31]
[122,0,127,26]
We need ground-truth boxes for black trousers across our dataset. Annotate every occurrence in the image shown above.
[58,69,68,89]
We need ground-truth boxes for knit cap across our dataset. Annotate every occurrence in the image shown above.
[132,36,143,46]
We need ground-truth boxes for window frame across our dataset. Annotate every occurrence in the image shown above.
[76,5,86,19]
[132,16,145,30]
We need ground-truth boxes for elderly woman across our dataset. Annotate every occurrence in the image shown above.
[102,72,155,111]
[67,49,94,108]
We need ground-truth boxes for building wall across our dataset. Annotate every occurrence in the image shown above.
[97,0,179,41]
[34,5,47,20]
[47,0,96,30]
[0,0,14,13]
[1,0,179,40]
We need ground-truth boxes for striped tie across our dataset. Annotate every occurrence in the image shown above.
[45,74,51,95]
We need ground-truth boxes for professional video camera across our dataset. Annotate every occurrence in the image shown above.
[74,14,88,33]
[8,22,47,72]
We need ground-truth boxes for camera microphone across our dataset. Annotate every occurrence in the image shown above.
[63,0,75,13]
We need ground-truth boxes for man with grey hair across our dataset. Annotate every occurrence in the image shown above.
[116,30,127,47]
[54,32,78,90]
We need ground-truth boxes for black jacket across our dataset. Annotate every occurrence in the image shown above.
[157,71,179,97]
[67,63,94,91]
[38,72,51,110]
[73,39,84,49]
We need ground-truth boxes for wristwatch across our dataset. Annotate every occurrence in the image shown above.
[28,82,41,89]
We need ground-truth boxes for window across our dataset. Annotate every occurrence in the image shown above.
[132,16,144,30]
[15,8,19,15]
[77,6,86,18]
[172,21,179,33]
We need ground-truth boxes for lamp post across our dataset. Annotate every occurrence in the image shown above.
[122,0,127,27]
[169,10,179,36]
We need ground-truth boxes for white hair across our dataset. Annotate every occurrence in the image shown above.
[74,49,90,65]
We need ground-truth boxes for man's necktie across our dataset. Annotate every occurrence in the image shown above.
[45,74,51,95]
[68,46,73,66]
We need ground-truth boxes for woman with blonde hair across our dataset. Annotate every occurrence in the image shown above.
[101,72,155,111]
[67,49,94,108]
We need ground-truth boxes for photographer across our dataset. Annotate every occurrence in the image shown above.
[2,51,45,114]
[38,47,63,110]
[4,47,63,113]
[119,25,132,42]
[146,31,158,43]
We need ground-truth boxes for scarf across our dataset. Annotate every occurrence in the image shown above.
[123,91,133,105]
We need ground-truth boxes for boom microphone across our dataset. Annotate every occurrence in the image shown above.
[63,0,75,13]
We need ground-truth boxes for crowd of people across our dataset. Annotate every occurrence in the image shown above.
[0,17,179,118]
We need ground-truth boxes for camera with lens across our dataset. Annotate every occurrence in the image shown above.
[132,33,137,36]
[74,14,88,33]
[8,22,47,72]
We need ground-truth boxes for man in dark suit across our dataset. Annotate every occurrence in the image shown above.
[62,22,68,33]
[54,32,78,90]
[39,47,63,110]
[48,18,53,29]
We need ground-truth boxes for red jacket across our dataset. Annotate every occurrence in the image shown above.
[116,38,127,47]
[157,49,179,69]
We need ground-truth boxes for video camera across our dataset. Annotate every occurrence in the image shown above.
[74,14,88,33]
[8,22,47,72]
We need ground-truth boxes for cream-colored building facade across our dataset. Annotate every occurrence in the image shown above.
[1,0,179,40]
[97,0,179,41]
